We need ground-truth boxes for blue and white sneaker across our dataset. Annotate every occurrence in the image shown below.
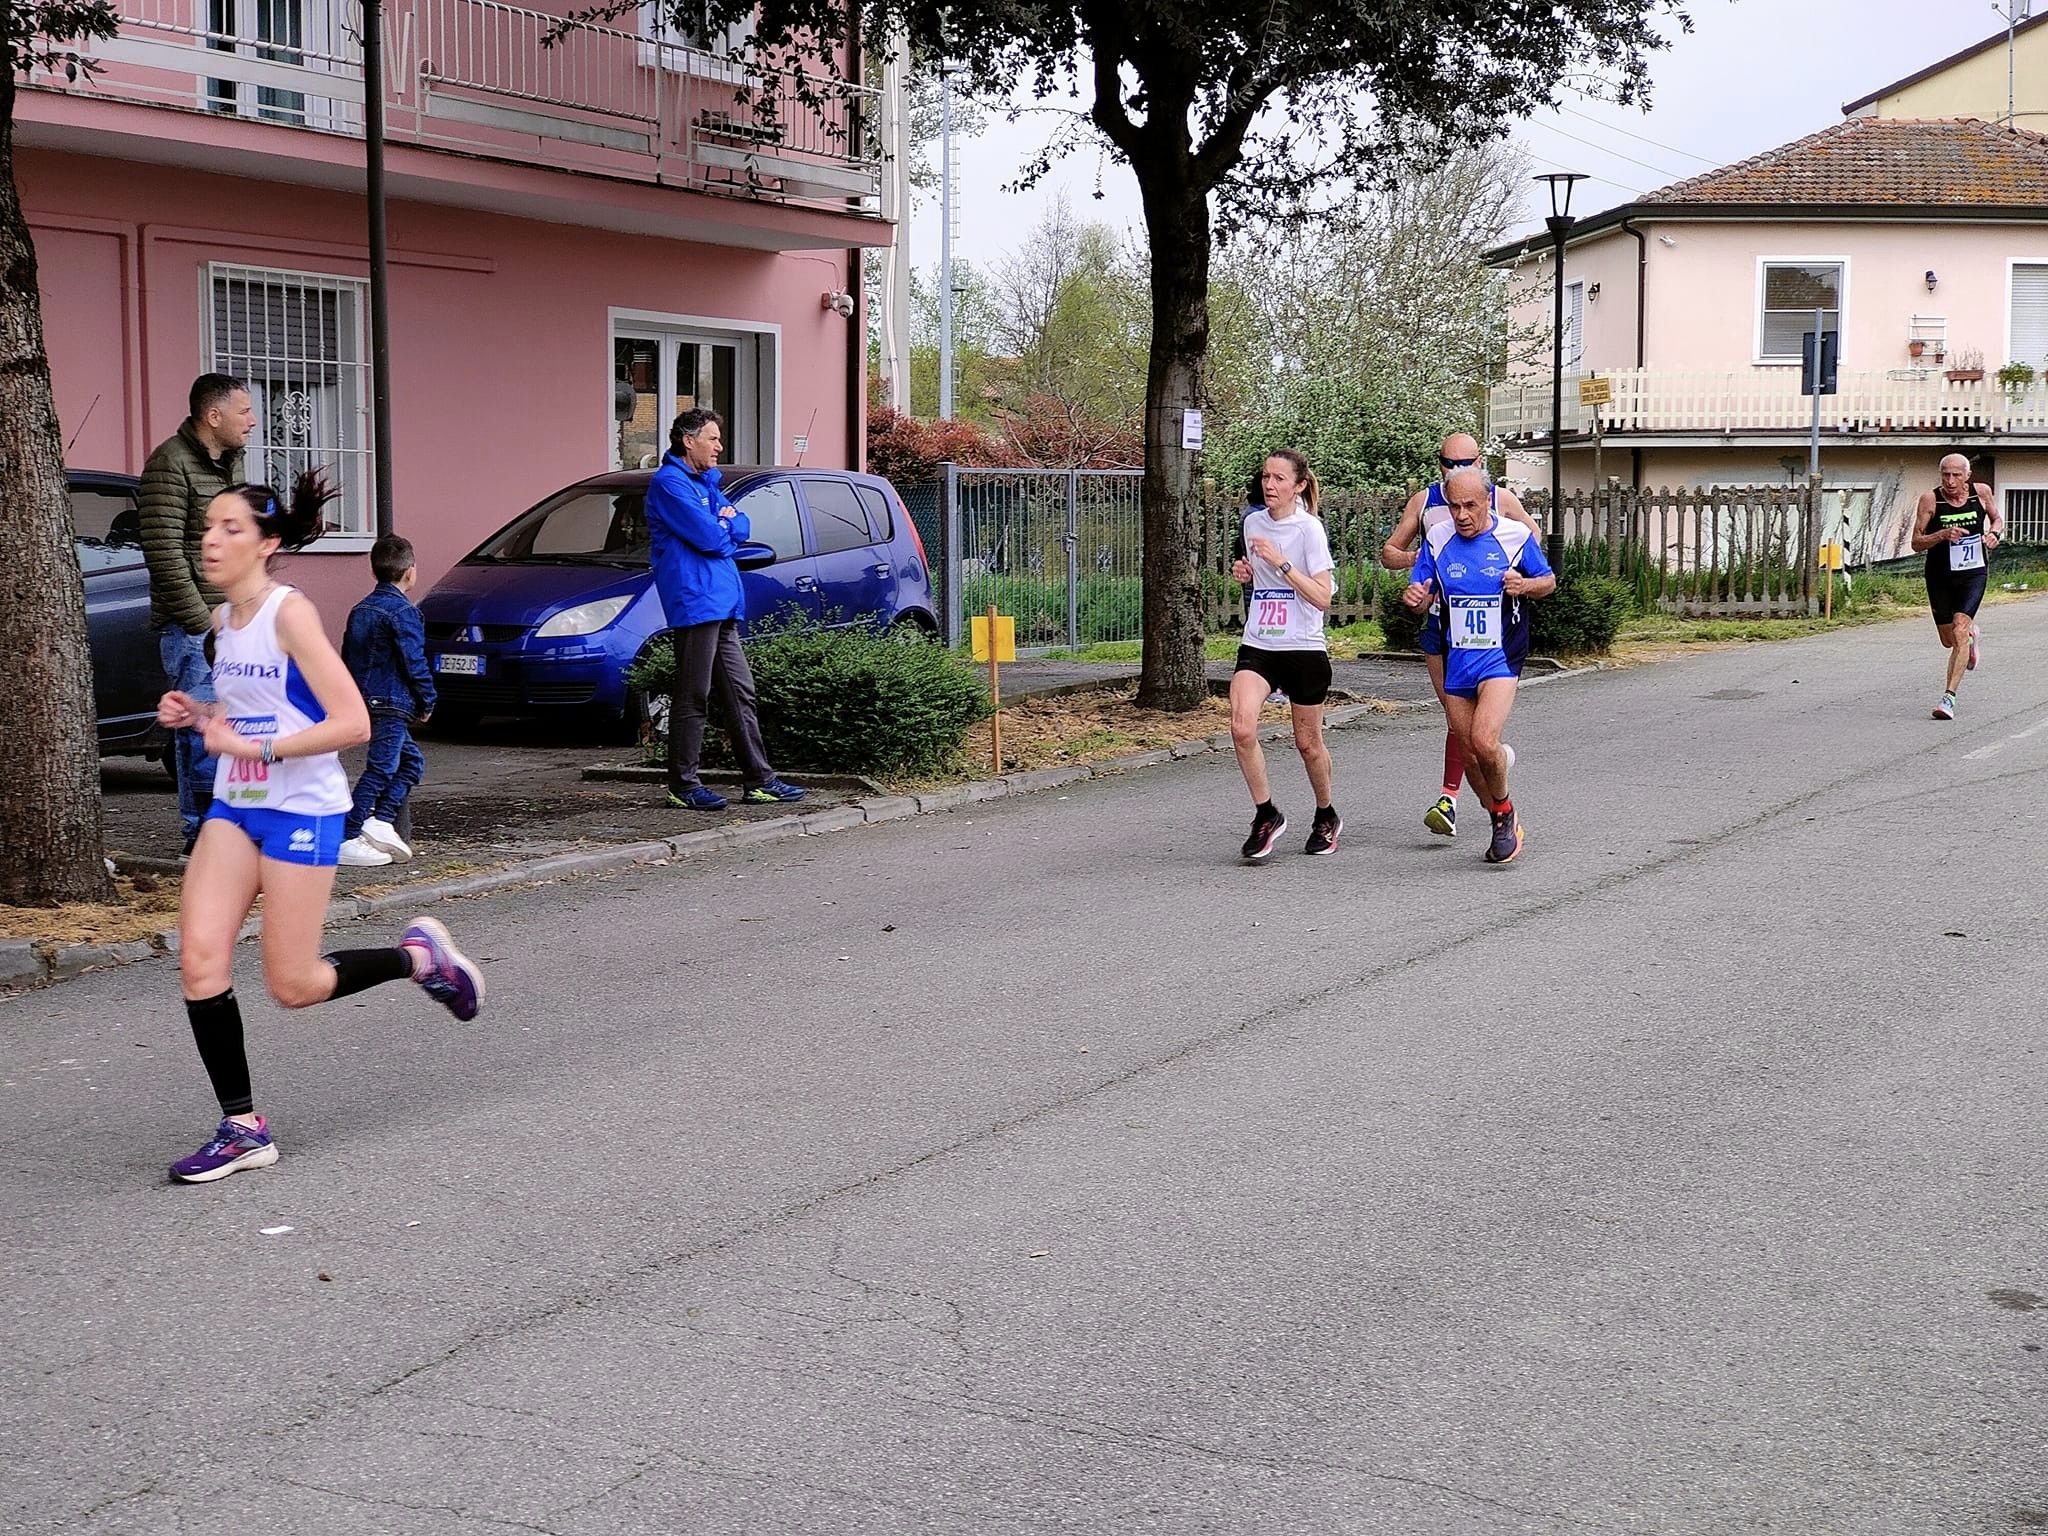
[742,778,807,804]
[170,1116,278,1184]
[401,915,484,1022]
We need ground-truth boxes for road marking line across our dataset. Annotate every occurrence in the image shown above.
[1965,743,2007,761]
[2012,717,2048,741]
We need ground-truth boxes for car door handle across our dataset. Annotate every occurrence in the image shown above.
[870,562,891,576]
[794,576,820,590]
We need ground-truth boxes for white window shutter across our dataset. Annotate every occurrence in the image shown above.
[2011,264,2048,369]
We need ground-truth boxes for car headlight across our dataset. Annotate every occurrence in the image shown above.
[534,595,632,639]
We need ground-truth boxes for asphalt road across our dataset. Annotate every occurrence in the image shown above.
[6,603,2046,1535]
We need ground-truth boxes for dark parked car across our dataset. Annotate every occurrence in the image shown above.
[418,466,938,736]
[69,470,169,760]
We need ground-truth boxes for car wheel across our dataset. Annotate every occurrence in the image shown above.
[888,613,938,644]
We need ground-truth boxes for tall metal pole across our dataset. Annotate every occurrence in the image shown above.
[1546,213,1570,567]
[363,0,395,536]
[938,66,955,421]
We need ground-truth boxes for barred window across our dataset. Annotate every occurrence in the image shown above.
[207,263,373,535]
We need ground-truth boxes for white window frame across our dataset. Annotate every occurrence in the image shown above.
[2000,480,2048,542]
[1563,279,1585,370]
[204,261,375,545]
[2004,257,2048,370]
[201,0,358,131]
[606,307,781,469]
[1755,255,1849,367]
[636,0,754,81]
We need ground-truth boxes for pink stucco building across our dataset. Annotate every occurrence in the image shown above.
[25,0,888,615]
[1486,117,2048,560]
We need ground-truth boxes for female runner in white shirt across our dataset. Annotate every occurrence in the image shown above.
[157,473,484,1184]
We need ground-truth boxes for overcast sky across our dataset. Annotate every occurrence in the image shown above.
[904,1,2020,275]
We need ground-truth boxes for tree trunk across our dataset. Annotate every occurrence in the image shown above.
[0,91,115,906]
[1133,178,1211,712]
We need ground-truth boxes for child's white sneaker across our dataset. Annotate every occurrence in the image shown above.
[338,836,393,867]
[361,817,413,861]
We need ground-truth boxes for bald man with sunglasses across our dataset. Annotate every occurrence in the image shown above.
[1382,434,1541,840]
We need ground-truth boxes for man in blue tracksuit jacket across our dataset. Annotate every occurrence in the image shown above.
[645,407,805,811]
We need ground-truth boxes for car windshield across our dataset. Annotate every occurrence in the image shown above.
[471,490,653,566]
[468,477,770,566]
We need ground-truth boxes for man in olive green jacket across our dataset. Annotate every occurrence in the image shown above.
[140,373,254,849]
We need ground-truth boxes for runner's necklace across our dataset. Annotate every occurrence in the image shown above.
[230,582,278,621]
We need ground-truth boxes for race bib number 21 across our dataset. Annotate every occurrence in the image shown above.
[1951,534,1985,572]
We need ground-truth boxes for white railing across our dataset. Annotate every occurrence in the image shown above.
[34,0,882,211]
[1490,369,2048,440]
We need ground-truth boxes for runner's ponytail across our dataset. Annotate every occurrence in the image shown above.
[223,471,339,554]
[1302,468,1320,517]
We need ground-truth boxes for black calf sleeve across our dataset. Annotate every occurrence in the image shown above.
[324,947,414,999]
[186,989,253,1117]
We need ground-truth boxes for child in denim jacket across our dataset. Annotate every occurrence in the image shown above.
[339,536,436,866]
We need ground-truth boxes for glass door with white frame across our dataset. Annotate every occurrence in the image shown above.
[611,324,765,469]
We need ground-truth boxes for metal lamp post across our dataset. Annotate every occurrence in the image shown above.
[1535,171,1585,568]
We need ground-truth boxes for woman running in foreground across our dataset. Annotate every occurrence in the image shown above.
[158,473,484,1184]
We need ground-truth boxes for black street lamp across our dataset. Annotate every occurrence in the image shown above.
[1535,171,1585,568]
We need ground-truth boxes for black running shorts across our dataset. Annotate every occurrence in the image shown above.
[1234,646,1333,706]
[1927,570,1987,626]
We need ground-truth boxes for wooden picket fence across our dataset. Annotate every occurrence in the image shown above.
[1196,478,1822,627]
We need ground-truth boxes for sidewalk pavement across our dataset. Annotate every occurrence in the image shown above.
[98,654,1441,895]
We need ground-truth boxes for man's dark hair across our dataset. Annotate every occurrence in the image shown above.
[189,373,246,421]
[370,534,417,584]
[669,407,725,454]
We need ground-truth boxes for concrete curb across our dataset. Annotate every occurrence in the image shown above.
[1,685,1489,995]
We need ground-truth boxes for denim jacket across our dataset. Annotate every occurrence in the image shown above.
[343,582,437,717]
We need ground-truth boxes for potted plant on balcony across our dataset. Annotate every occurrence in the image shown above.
[1908,338,1927,360]
[1947,347,1985,383]
[1998,359,2037,398]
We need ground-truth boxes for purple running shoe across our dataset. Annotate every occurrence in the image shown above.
[401,915,484,1021]
[170,1116,278,1184]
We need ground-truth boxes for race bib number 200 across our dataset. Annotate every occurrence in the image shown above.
[1449,594,1504,651]
[222,715,277,804]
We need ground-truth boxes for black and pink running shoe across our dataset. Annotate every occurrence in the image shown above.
[402,916,485,1021]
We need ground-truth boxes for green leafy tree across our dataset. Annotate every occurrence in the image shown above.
[1,0,119,904]
[908,257,1006,424]
[986,196,1148,434]
[629,0,1687,707]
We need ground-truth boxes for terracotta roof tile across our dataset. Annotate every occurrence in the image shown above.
[1640,117,2048,206]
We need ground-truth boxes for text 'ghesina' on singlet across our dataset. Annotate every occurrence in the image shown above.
[1925,486,1988,581]
[211,586,352,816]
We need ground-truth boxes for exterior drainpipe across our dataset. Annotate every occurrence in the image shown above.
[1621,217,1648,490]
[845,7,866,470]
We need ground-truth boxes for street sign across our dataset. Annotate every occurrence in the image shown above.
[969,613,1015,662]
[1577,376,1613,408]
[1817,541,1845,571]
[1801,329,1839,396]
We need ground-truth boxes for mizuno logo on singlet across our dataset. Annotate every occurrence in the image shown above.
[216,660,283,680]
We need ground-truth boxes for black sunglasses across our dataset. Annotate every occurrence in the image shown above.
[1439,455,1479,470]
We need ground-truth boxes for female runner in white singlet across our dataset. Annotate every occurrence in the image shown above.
[156,474,485,1184]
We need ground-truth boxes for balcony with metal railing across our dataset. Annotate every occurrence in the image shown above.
[28,0,883,215]
[1489,368,2048,445]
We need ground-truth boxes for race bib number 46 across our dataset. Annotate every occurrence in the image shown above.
[1250,588,1294,641]
[1950,534,1985,572]
[1449,594,1504,651]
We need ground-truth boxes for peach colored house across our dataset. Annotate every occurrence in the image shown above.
[24,0,888,615]
[1485,118,2048,561]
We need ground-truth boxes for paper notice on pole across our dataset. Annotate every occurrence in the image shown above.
[1181,409,1204,450]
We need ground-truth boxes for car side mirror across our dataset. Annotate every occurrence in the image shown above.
[734,541,777,570]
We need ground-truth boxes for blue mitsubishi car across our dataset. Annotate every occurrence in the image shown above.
[419,466,937,737]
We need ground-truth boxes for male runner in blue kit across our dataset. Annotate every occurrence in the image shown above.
[1402,467,1556,864]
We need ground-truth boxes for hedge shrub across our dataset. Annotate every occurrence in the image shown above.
[629,622,991,776]
[1530,575,1634,655]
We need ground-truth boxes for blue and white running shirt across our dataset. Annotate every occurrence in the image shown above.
[1410,514,1553,693]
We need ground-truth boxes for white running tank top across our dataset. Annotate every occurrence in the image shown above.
[211,586,352,816]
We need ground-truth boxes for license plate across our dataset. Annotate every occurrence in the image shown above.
[436,653,483,676]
